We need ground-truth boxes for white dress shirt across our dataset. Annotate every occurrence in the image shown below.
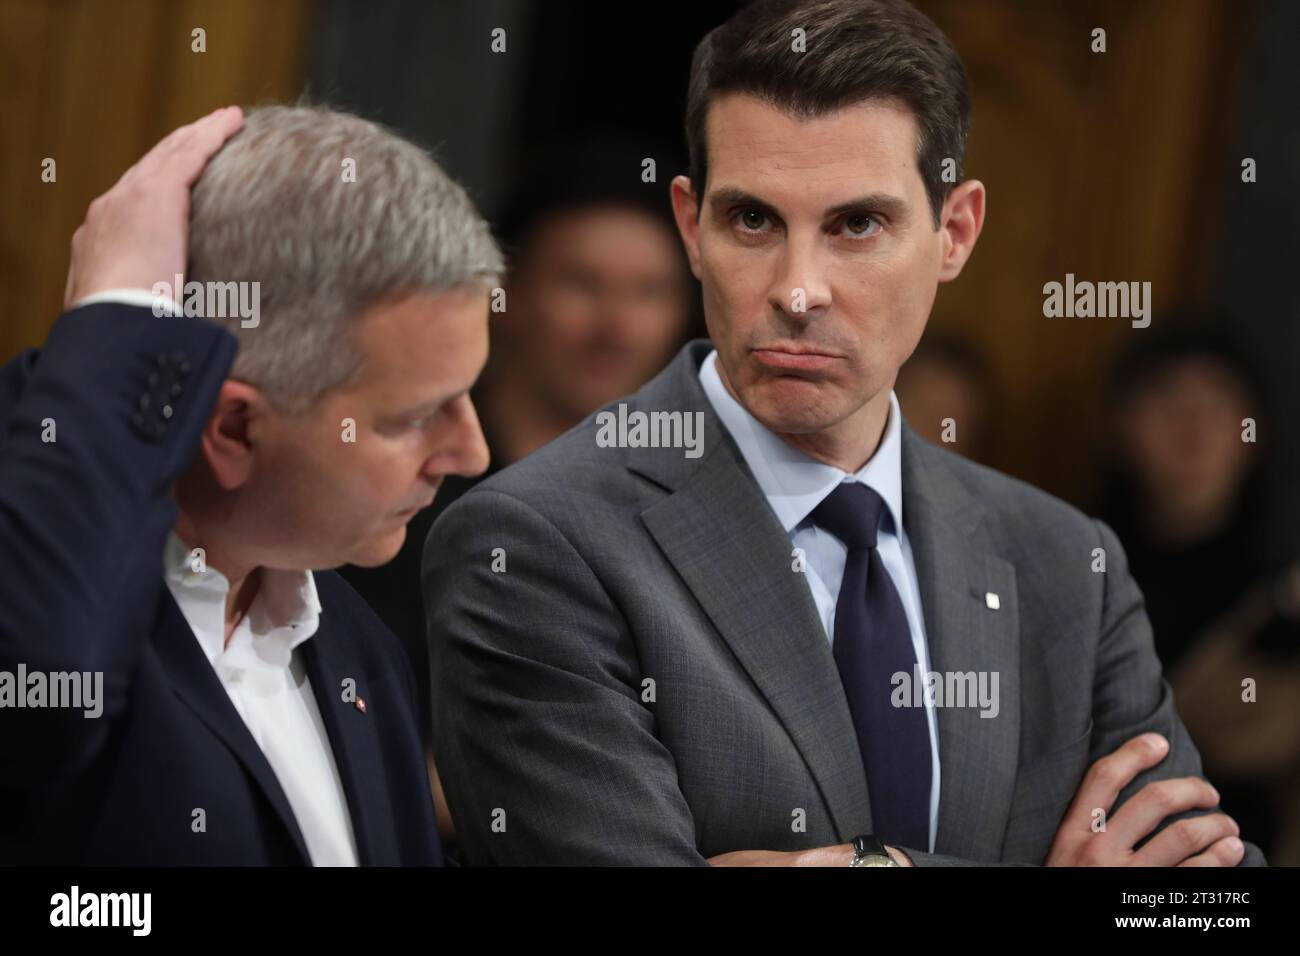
[163,532,359,866]
[699,349,940,852]
[83,290,359,865]
[75,288,180,312]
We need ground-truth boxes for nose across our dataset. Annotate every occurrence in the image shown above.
[767,229,831,323]
[421,394,490,481]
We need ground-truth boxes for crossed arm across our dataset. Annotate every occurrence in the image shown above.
[426,489,1262,866]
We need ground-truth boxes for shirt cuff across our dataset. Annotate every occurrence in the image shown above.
[74,288,186,316]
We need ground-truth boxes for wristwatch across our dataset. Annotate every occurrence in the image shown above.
[849,834,900,867]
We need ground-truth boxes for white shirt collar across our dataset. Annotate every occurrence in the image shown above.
[698,349,905,536]
[163,531,322,670]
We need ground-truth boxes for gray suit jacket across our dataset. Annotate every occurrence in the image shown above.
[425,341,1265,866]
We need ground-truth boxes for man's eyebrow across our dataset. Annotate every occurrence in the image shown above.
[709,188,777,216]
[824,193,909,221]
[390,391,460,420]
[708,186,909,222]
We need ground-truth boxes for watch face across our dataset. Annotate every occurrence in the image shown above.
[850,855,897,867]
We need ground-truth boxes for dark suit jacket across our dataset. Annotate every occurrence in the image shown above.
[0,302,440,865]
[341,450,500,750]
[425,340,1265,866]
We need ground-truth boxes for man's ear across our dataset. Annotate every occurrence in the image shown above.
[670,174,703,280]
[198,379,270,491]
[937,179,986,283]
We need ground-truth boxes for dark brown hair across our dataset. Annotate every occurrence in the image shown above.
[684,0,971,227]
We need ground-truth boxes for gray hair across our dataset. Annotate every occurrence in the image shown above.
[187,104,503,413]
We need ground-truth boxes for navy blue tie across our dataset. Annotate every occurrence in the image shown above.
[810,482,931,851]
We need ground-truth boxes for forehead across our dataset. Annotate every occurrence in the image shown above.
[703,92,922,202]
[527,205,679,270]
[1148,357,1249,396]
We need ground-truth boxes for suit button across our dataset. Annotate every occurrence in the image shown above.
[162,405,173,419]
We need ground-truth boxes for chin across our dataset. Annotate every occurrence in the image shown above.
[348,527,408,568]
[745,377,846,434]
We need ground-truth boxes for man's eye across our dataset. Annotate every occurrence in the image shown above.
[735,209,769,231]
[843,214,880,237]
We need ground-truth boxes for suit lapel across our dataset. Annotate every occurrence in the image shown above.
[901,426,1021,859]
[632,344,871,841]
[152,594,312,863]
[300,603,400,866]
[628,343,1024,859]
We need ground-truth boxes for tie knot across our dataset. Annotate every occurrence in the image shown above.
[810,482,885,551]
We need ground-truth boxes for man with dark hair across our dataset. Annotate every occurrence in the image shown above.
[427,0,1263,866]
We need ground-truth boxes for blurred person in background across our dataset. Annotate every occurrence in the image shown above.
[1099,318,1300,863]
[1099,321,1288,670]
[479,139,699,468]
[1172,559,1300,865]
[894,334,996,464]
[341,139,695,843]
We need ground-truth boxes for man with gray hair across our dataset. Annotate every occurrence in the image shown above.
[0,103,499,865]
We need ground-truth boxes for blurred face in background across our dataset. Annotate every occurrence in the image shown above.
[1118,356,1256,530]
[496,204,691,420]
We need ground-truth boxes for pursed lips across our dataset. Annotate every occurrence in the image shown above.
[751,344,843,372]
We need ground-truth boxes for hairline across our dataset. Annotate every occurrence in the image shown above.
[691,92,941,228]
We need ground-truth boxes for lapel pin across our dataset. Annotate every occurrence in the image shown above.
[985,592,1000,610]
[355,696,367,714]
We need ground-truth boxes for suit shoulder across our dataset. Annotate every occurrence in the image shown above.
[913,435,1101,539]
[454,411,626,512]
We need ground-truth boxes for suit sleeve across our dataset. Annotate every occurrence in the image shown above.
[424,487,707,865]
[0,302,236,780]
[898,519,1267,868]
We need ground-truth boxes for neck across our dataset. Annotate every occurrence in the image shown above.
[718,364,894,472]
[173,511,261,648]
